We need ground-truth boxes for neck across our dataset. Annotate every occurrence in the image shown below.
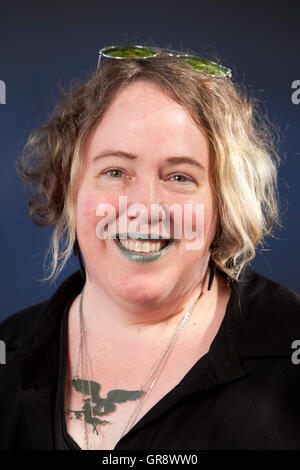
[76,262,212,336]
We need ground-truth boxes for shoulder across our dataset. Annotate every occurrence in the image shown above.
[0,302,46,352]
[236,266,300,320]
[231,266,300,356]
[0,269,83,358]
[237,266,300,309]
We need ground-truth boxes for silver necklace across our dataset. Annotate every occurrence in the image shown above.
[72,287,202,450]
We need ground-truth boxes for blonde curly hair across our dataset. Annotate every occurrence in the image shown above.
[16,52,281,283]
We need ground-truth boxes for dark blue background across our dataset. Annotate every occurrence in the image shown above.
[0,0,299,321]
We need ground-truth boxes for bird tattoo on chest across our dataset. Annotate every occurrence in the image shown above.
[67,378,145,434]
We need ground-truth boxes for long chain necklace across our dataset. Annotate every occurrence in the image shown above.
[72,287,202,450]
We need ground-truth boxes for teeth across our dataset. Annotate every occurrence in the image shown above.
[119,239,165,253]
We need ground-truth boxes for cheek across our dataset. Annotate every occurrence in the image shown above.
[76,187,119,231]
[175,191,216,253]
[181,203,215,239]
[168,195,215,235]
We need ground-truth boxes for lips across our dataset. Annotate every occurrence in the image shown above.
[117,237,169,253]
[116,233,173,241]
[112,234,177,263]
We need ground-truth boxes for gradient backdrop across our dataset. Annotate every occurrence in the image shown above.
[0,0,299,321]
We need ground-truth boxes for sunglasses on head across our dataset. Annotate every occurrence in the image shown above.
[97,45,232,79]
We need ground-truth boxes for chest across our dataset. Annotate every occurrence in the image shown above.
[63,279,231,450]
[64,338,208,450]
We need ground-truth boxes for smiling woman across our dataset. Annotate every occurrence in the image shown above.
[74,80,216,310]
[0,46,300,450]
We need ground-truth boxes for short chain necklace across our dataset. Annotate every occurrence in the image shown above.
[71,287,202,450]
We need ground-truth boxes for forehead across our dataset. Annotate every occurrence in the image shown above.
[86,80,210,165]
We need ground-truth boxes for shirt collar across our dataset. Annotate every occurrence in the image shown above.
[11,270,84,359]
[12,262,297,361]
[11,264,299,449]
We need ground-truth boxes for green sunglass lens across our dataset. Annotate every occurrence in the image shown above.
[102,46,156,59]
[181,56,229,77]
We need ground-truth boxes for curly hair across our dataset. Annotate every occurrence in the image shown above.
[16,52,281,283]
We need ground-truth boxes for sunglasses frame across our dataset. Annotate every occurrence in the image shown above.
[97,45,232,79]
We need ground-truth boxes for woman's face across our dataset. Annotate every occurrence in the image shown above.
[76,80,217,307]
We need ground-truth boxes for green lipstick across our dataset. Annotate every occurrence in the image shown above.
[112,234,177,263]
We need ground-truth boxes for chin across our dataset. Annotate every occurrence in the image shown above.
[114,277,169,306]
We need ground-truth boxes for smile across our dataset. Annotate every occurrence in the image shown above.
[112,233,177,263]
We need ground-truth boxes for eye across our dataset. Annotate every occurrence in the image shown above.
[168,174,195,184]
[102,168,124,178]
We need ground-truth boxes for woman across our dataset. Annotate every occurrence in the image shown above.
[0,46,299,450]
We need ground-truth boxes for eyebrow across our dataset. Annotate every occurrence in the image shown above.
[92,150,205,171]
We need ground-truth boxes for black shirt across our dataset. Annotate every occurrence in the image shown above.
[54,293,80,450]
[1,265,300,450]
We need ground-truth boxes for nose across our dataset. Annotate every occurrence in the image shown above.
[125,175,166,228]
